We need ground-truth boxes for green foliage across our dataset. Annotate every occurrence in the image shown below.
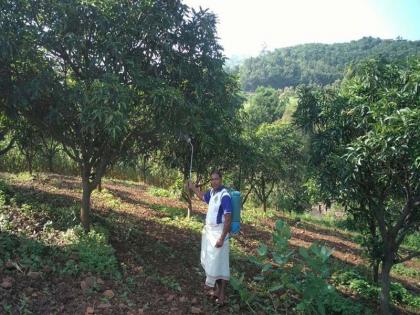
[232,220,370,314]
[148,186,172,198]
[390,282,420,308]
[239,37,420,91]
[0,178,119,277]
[242,122,306,212]
[92,188,121,209]
[244,86,286,128]
[62,225,119,277]
[391,263,420,278]
[0,179,13,206]
[401,232,420,251]
[153,275,182,292]
[349,279,380,299]
[332,270,420,308]
[1,0,242,231]
[294,58,420,312]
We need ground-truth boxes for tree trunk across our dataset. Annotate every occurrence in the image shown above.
[241,186,253,207]
[368,218,380,283]
[380,258,393,315]
[182,168,192,219]
[262,177,266,212]
[81,177,93,232]
[187,194,192,219]
[48,153,54,173]
[26,155,33,175]
[98,178,102,192]
[142,155,148,183]
[372,260,380,284]
[238,165,242,191]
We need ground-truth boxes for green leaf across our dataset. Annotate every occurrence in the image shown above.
[257,243,268,257]
[269,283,284,292]
[262,263,272,272]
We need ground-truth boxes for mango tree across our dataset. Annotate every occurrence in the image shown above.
[0,0,236,231]
[249,122,304,212]
[294,59,420,314]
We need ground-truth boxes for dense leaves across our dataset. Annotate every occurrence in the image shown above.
[239,37,420,91]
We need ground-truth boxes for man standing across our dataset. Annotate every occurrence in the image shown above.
[188,170,232,305]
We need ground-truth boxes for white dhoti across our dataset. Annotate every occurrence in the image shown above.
[200,224,230,287]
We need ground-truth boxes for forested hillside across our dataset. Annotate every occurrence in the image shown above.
[237,37,420,91]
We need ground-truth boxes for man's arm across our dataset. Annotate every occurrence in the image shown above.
[215,214,231,248]
[215,193,232,248]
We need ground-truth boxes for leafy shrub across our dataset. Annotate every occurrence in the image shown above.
[0,179,15,206]
[232,220,371,314]
[63,225,119,277]
[332,270,420,308]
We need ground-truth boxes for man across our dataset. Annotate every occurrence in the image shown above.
[188,169,231,305]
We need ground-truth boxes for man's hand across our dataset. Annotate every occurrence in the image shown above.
[187,181,205,201]
[215,238,224,248]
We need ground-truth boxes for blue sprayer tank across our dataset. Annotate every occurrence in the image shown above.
[229,190,241,235]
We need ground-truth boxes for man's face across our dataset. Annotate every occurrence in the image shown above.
[210,174,222,189]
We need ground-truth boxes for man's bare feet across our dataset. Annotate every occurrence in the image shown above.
[215,296,225,306]
[206,282,220,299]
[204,284,218,299]
[215,280,226,305]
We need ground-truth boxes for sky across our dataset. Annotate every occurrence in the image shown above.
[183,0,420,58]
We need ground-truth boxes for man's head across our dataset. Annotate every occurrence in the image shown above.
[210,169,223,190]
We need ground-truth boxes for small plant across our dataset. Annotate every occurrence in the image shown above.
[402,232,420,251]
[0,180,13,206]
[62,225,119,277]
[151,274,181,292]
[2,303,13,315]
[232,220,371,314]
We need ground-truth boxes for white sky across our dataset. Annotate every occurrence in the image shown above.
[183,0,420,57]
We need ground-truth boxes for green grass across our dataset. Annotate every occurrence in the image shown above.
[147,186,173,198]
[392,263,420,278]
[61,225,119,277]
[241,205,277,224]
[9,172,35,182]
[149,204,186,218]
[401,232,420,251]
[0,178,120,278]
[92,188,122,209]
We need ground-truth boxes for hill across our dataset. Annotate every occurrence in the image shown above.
[238,37,420,91]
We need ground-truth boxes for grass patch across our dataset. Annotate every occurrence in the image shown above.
[60,225,119,277]
[149,204,186,218]
[392,263,420,278]
[147,186,173,198]
[241,206,277,225]
[92,188,122,209]
[401,232,420,251]
[332,270,420,309]
[0,178,120,278]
